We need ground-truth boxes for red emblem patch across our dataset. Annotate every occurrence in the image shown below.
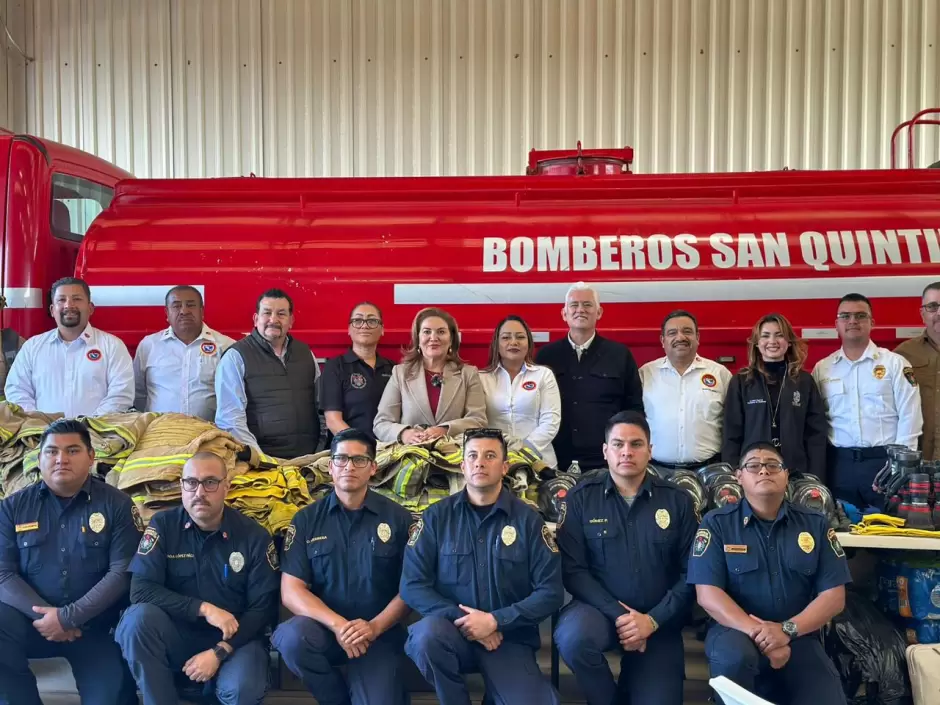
[522,381,537,391]
[701,373,717,388]
[557,488,567,498]
[86,349,102,362]
[200,342,217,355]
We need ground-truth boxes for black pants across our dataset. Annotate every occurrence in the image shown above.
[827,444,888,510]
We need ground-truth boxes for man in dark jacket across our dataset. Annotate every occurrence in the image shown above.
[535,282,644,472]
[215,289,321,459]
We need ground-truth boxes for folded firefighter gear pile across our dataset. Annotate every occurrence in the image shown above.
[298,435,549,516]
[0,404,61,497]
[106,413,241,524]
[226,466,313,535]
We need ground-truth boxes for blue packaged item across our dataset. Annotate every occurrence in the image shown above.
[877,557,901,614]
[898,558,940,621]
[902,618,940,645]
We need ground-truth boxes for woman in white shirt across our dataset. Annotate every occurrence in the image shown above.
[480,315,562,467]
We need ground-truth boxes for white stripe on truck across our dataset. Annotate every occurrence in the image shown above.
[393,275,932,305]
[90,285,206,307]
[0,287,44,309]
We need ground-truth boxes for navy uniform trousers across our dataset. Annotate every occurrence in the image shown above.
[0,602,137,705]
[706,625,846,705]
[116,603,269,705]
[272,615,409,705]
[554,600,684,705]
[405,615,560,705]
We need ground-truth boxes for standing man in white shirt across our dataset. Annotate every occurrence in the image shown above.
[480,315,562,466]
[812,293,922,509]
[4,277,134,417]
[639,310,732,471]
[133,286,235,421]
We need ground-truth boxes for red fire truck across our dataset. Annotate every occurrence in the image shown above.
[3,116,939,370]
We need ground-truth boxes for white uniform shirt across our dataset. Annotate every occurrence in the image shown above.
[480,363,562,467]
[639,355,732,464]
[4,324,134,417]
[134,325,235,420]
[812,341,923,450]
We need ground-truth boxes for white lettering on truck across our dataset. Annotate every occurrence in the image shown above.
[482,229,940,273]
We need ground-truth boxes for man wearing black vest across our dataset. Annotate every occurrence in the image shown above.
[215,289,321,459]
[535,282,644,472]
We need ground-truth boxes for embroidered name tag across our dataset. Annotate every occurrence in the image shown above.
[724,544,748,554]
[15,522,39,533]
[307,535,328,543]
[167,553,195,559]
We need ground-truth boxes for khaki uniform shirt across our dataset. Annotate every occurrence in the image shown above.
[896,333,940,460]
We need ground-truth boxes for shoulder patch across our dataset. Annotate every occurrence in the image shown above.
[692,528,711,558]
[407,519,423,547]
[131,504,144,533]
[827,528,846,558]
[541,524,559,553]
[284,524,296,552]
[556,501,567,529]
[137,527,159,555]
[266,541,280,570]
[904,367,917,387]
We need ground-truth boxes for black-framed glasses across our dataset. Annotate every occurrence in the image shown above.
[331,454,373,468]
[464,428,506,442]
[836,312,870,322]
[350,318,382,329]
[741,461,786,474]
[181,477,223,493]
[922,303,940,314]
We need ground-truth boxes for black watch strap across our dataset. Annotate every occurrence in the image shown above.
[213,644,231,662]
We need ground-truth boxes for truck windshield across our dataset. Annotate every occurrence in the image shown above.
[51,173,114,241]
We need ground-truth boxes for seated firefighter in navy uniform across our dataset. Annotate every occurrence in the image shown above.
[116,451,280,705]
[554,410,697,705]
[272,428,413,705]
[0,418,140,705]
[400,427,564,705]
[688,441,850,705]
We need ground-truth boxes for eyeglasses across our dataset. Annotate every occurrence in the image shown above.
[463,428,506,442]
[181,477,223,493]
[741,461,786,474]
[331,454,373,468]
[350,318,382,329]
[922,303,940,314]
[836,312,871,322]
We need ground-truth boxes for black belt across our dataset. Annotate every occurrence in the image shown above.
[829,445,888,461]
[652,455,722,471]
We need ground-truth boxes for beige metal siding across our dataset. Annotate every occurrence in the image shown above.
[2,0,938,177]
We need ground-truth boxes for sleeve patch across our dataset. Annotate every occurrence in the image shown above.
[137,527,159,555]
[541,524,559,553]
[266,541,280,570]
[131,504,144,533]
[407,519,423,547]
[284,524,296,552]
[827,528,845,558]
[692,528,711,558]
[904,367,917,387]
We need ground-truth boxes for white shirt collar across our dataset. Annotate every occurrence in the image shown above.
[161,324,216,343]
[658,354,705,373]
[56,323,96,345]
[835,340,878,363]
[568,332,596,352]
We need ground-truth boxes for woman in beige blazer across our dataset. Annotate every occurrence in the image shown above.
[374,307,487,443]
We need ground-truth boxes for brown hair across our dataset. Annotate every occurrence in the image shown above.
[401,307,465,376]
[742,313,807,382]
[482,315,537,373]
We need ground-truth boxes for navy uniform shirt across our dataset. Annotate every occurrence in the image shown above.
[0,475,141,629]
[281,489,413,627]
[687,499,852,624]
[129,505,279,648]
[557,471,696,629]
[400,488,564,650]
[319,350,394,439]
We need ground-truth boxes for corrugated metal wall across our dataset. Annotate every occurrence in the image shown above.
[2,0,938,177]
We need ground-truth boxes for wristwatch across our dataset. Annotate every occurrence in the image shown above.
[213,644,232,663]
[781,620,798,639]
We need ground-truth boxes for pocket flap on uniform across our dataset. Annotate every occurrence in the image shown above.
[583,522,619,540]
[440,540,472,556]
[306,538,334,557]
[725,552,759,575]
[17,527,48,549]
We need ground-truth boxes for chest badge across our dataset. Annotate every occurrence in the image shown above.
[86,349,102,362]
[350,373,367,389]
[229,551,245,573]
[873,365,887,380]
[655,508,671,530]
[522,381,537,391]
[200,342,217,355]
[89,512,106,533]
[501,525,517,547]
[701,373,717,388]
[797,531,815,554]
[377,522,391,543]
[792,391,801,407]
